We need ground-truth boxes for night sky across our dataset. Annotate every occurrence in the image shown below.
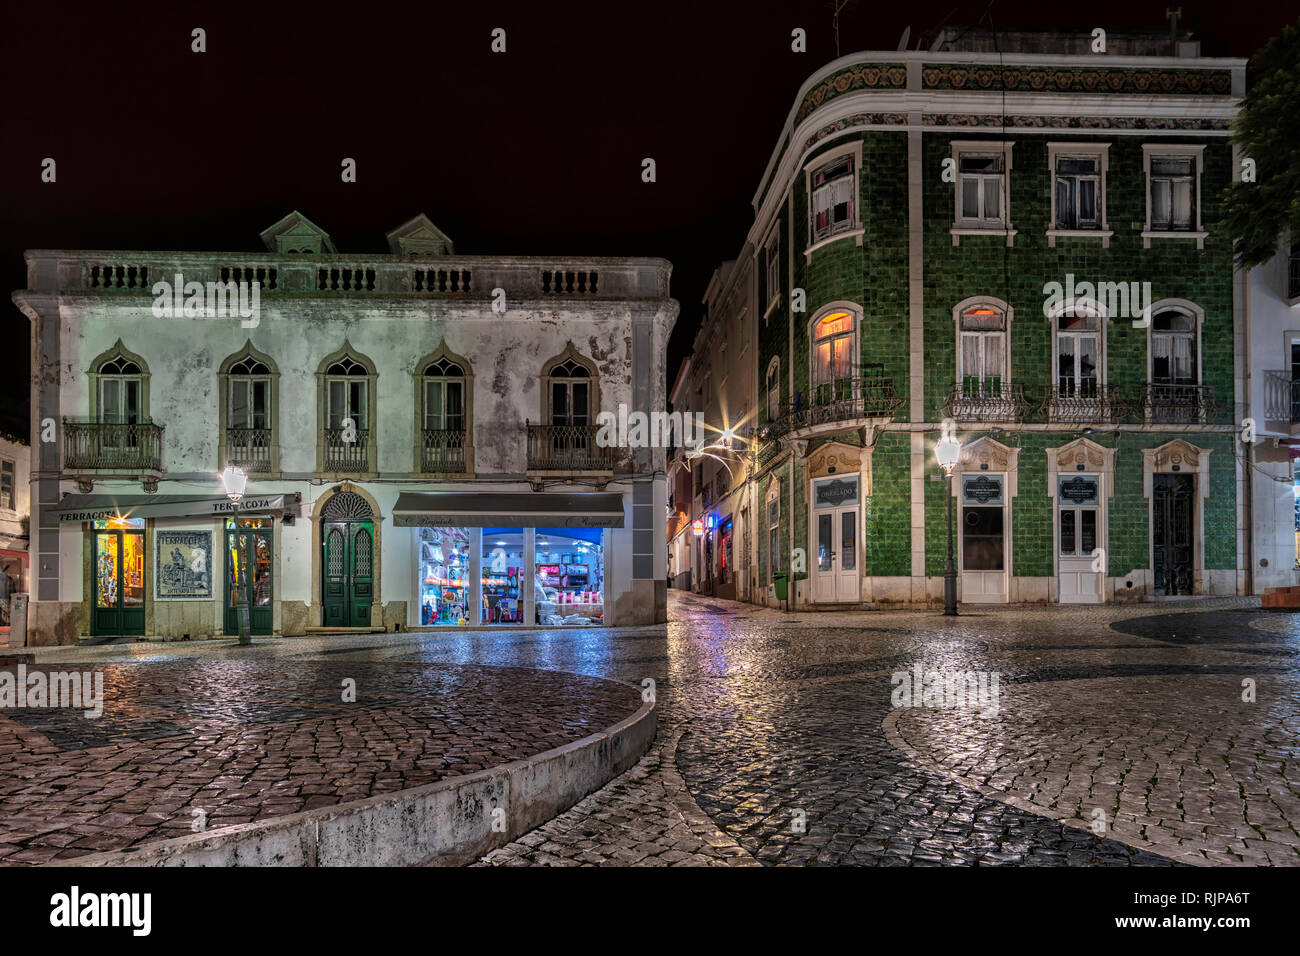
[2,0,1294,439]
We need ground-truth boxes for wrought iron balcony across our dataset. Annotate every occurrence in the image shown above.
[777,372,903,437]
[526,423,613,472]
[63,420,164,473]
[323,427,370,471]
[943,381,1029,423]
[225,427,273,472]
[420,427,467,473]
[1144,384,1216,424]
[1042,383,1128,425]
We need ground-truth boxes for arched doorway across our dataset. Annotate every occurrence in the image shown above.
[320,490,375,627]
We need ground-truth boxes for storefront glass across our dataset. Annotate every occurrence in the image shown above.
[481,528,524,624]
[535,528,604,625]
[419,527,471,625]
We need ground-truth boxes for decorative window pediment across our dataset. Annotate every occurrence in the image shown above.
[385,213,455,256]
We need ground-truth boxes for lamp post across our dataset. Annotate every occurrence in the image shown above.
[220,465,254,645]
[934,434,962,616]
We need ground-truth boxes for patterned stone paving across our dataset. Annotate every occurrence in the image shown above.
[9,591,1300,866]
[0,661,639,865]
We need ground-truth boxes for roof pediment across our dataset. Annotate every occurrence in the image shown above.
[259,211,336,254]
[385,214,454,256]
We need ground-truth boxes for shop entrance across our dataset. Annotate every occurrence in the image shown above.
[92,518,145,636]
[810,475,860,604]
[959,472,1009,603]
[225,517,273,635]
[1153,473,1195,596]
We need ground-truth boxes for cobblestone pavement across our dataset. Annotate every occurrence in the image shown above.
[0,661,638,865]
[10,591,1299,866]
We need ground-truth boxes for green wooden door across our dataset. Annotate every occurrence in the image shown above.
[322,520,373,628]
[225,526,273,635]
[92,530,145,636]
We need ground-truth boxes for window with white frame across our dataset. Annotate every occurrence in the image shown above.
[422,357,466,433]
[228,355,271,433]
[766,358,781,424]
[811,310,857,401]
[0,458,13,511]
[1143,145,1205,245]
[765,229,781,309]
[1151,310,1198,385]
[547,358,592,427]
[808,150,858,245]
[326,356,369,432]
[1049,143,1109,236]
[953,143,1012,230]
[1055,309,1101,398]
[958,305,1007,396]
[97,354,143,424]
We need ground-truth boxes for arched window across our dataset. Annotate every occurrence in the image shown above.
[422,357,466,433]
[812,310,856,400]
[766,358,781,423]
[326,356,369,431]
[1054,304,1102,398]
[97,353,143,424]
[958,303,1008,397]
[547,357,592,427]
[1151,309,1198,385]
[221,347,277,473]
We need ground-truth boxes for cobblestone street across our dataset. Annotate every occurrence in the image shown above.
[7,589,1299,866]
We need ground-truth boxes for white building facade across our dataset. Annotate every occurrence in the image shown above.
[14,212,676,644]
[1244,240,1300,592]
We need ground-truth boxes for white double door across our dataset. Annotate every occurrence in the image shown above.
[811,477,860,604]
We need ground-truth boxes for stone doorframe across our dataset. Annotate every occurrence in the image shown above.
[1046,437,1116,602]
[309,482,383,626]
[1142,439,1211,595]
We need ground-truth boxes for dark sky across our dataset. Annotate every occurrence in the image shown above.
[2,0,1295,438]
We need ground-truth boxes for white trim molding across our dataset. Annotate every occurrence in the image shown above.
[1141,143,1208,249]
[950,140,1015,247]
[1046,141,1112,248]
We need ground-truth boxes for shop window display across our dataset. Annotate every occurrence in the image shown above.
[420,527,471,625]
[535,528,604,625]
[480,528,523,624]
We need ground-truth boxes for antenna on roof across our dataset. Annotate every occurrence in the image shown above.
[828,0,858,58]
[897,26,911,51]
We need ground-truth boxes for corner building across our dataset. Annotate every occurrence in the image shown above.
[14,212,676,643]
[707,31,1248,608]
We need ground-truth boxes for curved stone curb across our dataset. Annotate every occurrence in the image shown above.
[663,725,761,865]
[51,691,656,868]
[881,707,1199,866]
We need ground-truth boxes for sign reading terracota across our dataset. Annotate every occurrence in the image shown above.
[56,494,296,523]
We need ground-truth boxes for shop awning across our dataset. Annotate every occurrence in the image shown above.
[392,492,624,528]
[55,493,300,523]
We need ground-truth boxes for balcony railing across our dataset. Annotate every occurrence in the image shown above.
[226,427,273,472]
[1144,384,1216,424]
[943,381,1029,422]
[526,423,613,472]
[1042,383,1128,424]
[64,420,164,472]
[777,372,903,436]
[420,428,467,473]
[323,427,370,472]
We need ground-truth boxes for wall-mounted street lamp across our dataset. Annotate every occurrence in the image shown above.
[220,465,254,645]
[934,434,962,617]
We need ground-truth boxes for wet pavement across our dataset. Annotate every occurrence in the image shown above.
[6,590,1299,866]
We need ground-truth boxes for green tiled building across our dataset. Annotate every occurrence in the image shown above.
[683,31,1248,609]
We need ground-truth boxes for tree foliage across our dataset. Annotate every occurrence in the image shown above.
[1219,20,1300,269]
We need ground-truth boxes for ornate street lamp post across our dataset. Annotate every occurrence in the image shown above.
[220,465,254,645]
[934,433,962,616]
